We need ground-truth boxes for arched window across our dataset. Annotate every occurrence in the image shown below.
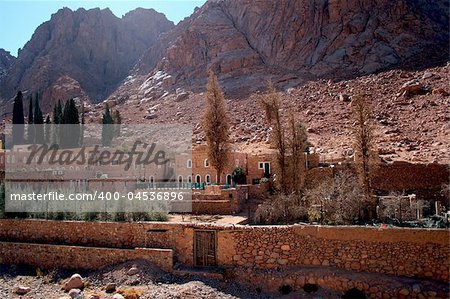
[187,159,192,168]
[188,175,192,183]
[195,174,201,184]
[178,175,183,188]
[205,174,211,184]
[204,159,209,167]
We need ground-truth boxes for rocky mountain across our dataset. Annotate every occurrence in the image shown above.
[0,7,174,106]
[104,64,450,164]
[110,0,448,103]
[0,49,15,79]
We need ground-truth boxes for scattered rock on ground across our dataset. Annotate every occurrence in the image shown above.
[127,267,139,276]
[64,274,84,291]
[105,282,116,293]
[398,80,426,96]
[14,285,31,295]
[68,288,82,298]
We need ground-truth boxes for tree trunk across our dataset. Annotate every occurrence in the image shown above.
[217,168,221,185]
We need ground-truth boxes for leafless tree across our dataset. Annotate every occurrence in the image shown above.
[303,171,363,224]
[379,192,430,223]
[254,193,308,224]
[202,71,230,184]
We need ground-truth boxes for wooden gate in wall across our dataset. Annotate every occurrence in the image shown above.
[194,230,217,267]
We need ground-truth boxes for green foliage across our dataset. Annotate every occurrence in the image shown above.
[44,115,51,143]
[27,95,35,144]
[53,100,63,124]
[131,212,168,222]
[112,109,122,137]
[102,105,114,146]
[34,95,44,144]
[231,166,246,185]
[62,98,80,125]
[28,95,34,124]
[12,91,25,145]
[60,99,80,148]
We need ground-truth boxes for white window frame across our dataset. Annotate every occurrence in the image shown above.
[259,161,271,173]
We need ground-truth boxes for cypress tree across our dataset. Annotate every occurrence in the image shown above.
[44,115,51,144]
[34,95,44,144]
[53,100,63,124]
[12,91,25,146]
[62,98,80,125]
[28,95,33,124]
[112,109,121,137]
[79,102,85,146]
[101,105,114,146]
[60,99,80,148]
[51,100,62,144]
[27,95,34,143]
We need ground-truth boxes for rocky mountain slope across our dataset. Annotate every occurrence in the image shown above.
[96,64,450,164]
[0,7,174,106]
[0,49,15,79]
[109,0,449,103]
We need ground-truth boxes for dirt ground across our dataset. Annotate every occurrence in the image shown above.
[0,260,343,299]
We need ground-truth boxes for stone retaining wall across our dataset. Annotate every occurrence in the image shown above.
[0,219,174,249]
[232,266,449,298]
[0,242,173,272]
[0,219,448,284]
[218,225,449,282]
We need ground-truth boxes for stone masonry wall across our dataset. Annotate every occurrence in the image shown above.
[0,242,173,272]
[221,225,449,282]
[0,220,174,249]
[0,220,448,284]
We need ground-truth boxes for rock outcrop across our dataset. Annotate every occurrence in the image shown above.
[0,7,174,105]
[0,49,15,79]
[117,0,448,99]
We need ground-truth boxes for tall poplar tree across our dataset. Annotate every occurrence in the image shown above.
[202,71,230,184]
